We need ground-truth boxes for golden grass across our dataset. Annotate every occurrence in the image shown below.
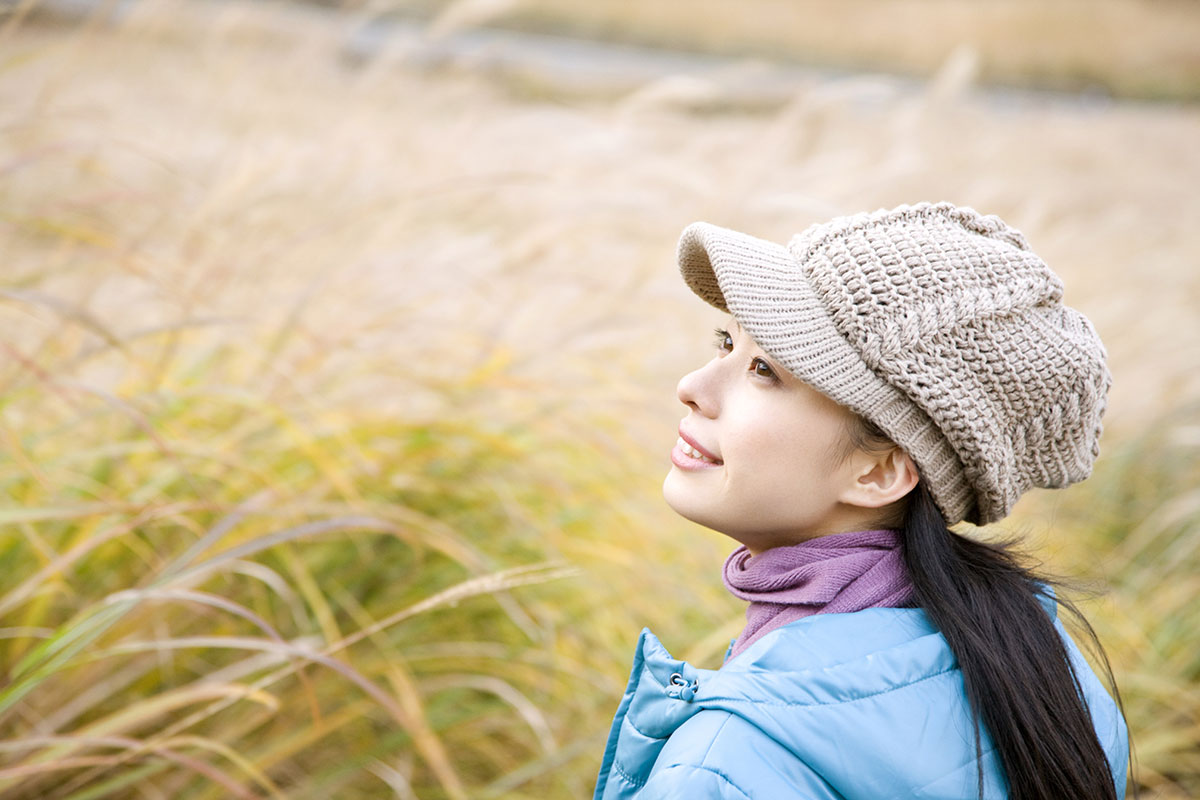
[1,0,1198,796]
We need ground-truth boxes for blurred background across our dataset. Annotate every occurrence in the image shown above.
[1,0,1198,797]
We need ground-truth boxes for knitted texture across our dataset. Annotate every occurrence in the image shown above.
[677,201,1112,525]
[722,529,913,662]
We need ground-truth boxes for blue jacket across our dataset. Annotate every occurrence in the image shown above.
[594,594,1128,799]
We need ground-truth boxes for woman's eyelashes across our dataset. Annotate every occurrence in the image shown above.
[711,328,779,383]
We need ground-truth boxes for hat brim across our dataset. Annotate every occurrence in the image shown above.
[678,221,886,401]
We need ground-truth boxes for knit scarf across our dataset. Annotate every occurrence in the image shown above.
[722,528,914,663]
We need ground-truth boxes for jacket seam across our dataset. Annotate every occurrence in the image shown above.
[696,712,734,767]
[655,764,752,800]
[911,743,999,795]
[614,762,652,791]
[624,712,666,743]
[702,665,958,708]
[610,713,669,789]
[612,758,648,789]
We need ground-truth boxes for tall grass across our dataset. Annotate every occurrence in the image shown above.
[0,212,732,798]
[1,1,1198,796]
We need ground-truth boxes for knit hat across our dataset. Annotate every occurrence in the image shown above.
[676,201,1112,526]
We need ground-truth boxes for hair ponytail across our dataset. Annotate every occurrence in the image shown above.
[903,482,1125,799]
[845,415,1131,799]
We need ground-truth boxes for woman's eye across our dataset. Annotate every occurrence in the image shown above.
[713,328,733,353]
[751,358,777,380]
[713,329,777,382]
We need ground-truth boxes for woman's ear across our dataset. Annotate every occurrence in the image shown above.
[840,446,920,509]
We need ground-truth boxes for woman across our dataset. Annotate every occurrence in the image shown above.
[593,202,1131,799]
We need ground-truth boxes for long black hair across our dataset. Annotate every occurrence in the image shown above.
[845,414,1133,800]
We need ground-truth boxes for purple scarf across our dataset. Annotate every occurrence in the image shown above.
[722,528,914,662]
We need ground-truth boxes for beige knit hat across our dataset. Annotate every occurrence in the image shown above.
[676,201,1112,526]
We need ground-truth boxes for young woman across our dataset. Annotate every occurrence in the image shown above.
[593,202,1131,800]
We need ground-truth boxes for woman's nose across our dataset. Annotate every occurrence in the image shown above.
[677,362,718,417]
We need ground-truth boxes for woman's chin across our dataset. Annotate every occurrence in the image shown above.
[662,474,715,527]
[662,469,691,509]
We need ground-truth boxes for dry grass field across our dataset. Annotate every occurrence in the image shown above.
[1,0,1199,797]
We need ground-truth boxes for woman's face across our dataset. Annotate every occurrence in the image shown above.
[663,316,877,553]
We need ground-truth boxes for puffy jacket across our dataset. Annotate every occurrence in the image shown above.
[594,593,1128,799]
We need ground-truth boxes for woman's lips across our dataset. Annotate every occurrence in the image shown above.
[671,438,722,469]
[678,428,722,462]
[673,429,723,470]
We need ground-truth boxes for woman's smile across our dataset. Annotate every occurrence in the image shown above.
[671,435,723,469]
